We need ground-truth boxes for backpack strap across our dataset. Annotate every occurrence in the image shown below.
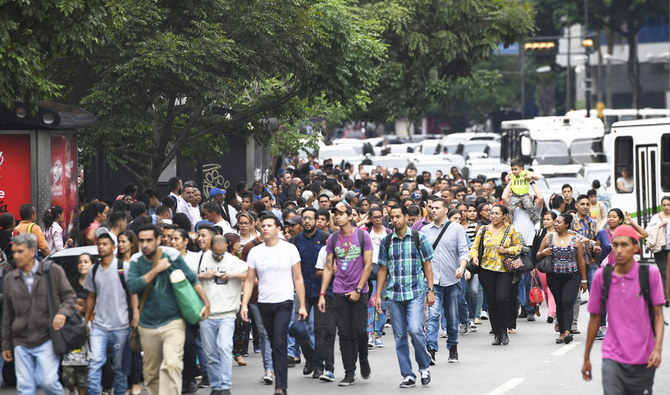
[329,231,339,255]
[638,264,656,336]
[358,228,365,251]
[197,251,205,274]
[601,264,613,318]
[412,230,421,255]
[384,233,393,259]
[27,223,34,234]
[117,258,133,323]
[91,262,100,292]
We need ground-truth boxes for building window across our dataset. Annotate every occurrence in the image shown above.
[662,134,670,192]
[614,136,633,194]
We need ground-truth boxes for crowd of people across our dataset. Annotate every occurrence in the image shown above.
[0,155,668,395]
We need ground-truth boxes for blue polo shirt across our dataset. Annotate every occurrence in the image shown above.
[294,230,328,298]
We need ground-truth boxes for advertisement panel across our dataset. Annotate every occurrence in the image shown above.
[0,134,32,219]
[50,134,78,232]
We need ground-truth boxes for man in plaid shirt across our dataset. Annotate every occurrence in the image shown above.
[376,204,435,388]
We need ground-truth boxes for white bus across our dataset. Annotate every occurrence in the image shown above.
[566,108,670,133]
[609,119,670,260]
[500,116,606,166]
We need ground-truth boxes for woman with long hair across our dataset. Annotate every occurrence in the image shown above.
[73,253,94,295]
[43,205,72,252]
[82,203,109,245]
[469,205,522,345]
[536,213,587,344]
[224,233,242,257]
[477,203,492,226]
[237,212,258,245]
[645,196,670,299]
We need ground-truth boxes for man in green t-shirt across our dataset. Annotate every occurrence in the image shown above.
[127,224,210,395]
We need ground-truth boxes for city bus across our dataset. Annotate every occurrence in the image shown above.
[609,118,670,260]
[500,116,606,166]
[566,108,670,133]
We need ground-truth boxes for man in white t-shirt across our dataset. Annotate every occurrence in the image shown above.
[198,235,247,394]
[203,202,233,234]
[241,213,307,395]
[367,206,391,348]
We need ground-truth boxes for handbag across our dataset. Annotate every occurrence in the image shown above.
[466,226,486,275]
[170,269,205,325]
[536,234,554,274]
[528,270,544,306]
[43,259,87,355]
[500,226,524,273]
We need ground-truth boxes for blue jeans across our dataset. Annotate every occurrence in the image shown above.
[387,296,431,378]
[0,356,4,389]
[200,317,236,390]
[586,264,597,291]
[457,277,469,325]
[368,280,387,337]
[88,326,130,395]
[249,304,273,371]
[14,340,63,395]
[426,282,462,351]
[466,274,479,320]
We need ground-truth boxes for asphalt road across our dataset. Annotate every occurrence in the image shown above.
[4,301,670,394]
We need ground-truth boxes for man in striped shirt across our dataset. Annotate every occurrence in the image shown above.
[376,204,435,388]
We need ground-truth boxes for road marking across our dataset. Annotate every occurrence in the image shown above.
[485,378,525,395]
[551,341,581,357]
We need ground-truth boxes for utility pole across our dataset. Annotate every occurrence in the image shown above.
[562,15,571,111]
[584,0,591,118]
[520,40,526,118]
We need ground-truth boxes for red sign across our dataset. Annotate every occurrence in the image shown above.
[50,135,78,232]
[0,134,32,219]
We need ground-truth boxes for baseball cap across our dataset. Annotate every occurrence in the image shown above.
[286,216,302,225]
[410,191,422,200]
[95,227,117,245]
[313,169,325,177]
[209,187,225,198]
[612,225,640,242]
[332,202,352,215]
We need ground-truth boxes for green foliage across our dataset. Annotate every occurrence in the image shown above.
[0,0,119,107]
[356,0,535,122]
[73,0,385,187]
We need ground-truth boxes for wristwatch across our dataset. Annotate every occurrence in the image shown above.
[427,287,434,292]
[355,287,363,294]
[529,181,535,185]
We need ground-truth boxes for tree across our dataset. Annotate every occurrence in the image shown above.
[68,0,384,188]
[585,0,668,109]
[0,0,118,107]
[354,0,535,123]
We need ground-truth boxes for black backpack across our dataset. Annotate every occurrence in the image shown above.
[601,264,662,336]
[91,259,133,323]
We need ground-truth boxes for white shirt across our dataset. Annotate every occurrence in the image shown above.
[369,228,388,264]
[215,219,234,235]
[247,240,301,303]
[176,196,201,231]
[513,206,540,245]
[315,246,327,270]
[223,204,238,228]
[183,250,201,273]
[197,251,248,319]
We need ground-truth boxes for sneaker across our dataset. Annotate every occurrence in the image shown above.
[374,337,384,348]
[262,370,274,384]
[547,316,554,323]
[440,330,448,338]
[319,371,335,382]
[303,360,313,376]
[338,373,355,386]
[458,323,469,335]
[367,335,374,348]
[527,314,535,322]
[254,346,261,353]
[287,357,296,368]
[428,349,436,366]
[468,321,478,331]
[448,345,459,363]
[595,329,605,340]
[360,358,371,379]
[518,310,527,319]
[312,367,323,379]
[198,376,210,388]
[480,311,489,320]
[399,376,416,388]
[420,370,431,385]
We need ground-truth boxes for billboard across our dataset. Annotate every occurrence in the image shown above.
[50,134,78,233]
[0,134,32,220]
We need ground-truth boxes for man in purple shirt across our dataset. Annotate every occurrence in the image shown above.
[318,202,373,387]
[582,225,665,394]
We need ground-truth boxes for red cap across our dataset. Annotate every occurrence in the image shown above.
[612,225,640,242]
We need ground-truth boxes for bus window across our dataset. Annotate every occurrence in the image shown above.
[615,136,633,193]
[662,134,670,192]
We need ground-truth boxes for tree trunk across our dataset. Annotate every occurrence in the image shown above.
[626,32,640,109]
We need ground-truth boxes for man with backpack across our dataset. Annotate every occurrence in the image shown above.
[376,204,435,388]
[84,232,138,395]
[582,225,665,394]
[14,204,49,257]
[318,202,373,387]
[422,198,470,365]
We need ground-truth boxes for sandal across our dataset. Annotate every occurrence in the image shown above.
[555,337,564,344]
[508,329,517,334]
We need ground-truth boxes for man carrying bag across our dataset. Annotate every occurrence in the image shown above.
[2,233,76,394]
[127,224,210,395]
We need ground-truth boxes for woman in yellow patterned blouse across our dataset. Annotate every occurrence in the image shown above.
[469,205,522,346]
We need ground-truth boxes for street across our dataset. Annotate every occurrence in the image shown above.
[4,301,670,394]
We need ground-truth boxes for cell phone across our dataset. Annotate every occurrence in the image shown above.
[215,272,227,285]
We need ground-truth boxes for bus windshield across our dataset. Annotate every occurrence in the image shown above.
[570,139,606,164]
[533,140,570,165]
